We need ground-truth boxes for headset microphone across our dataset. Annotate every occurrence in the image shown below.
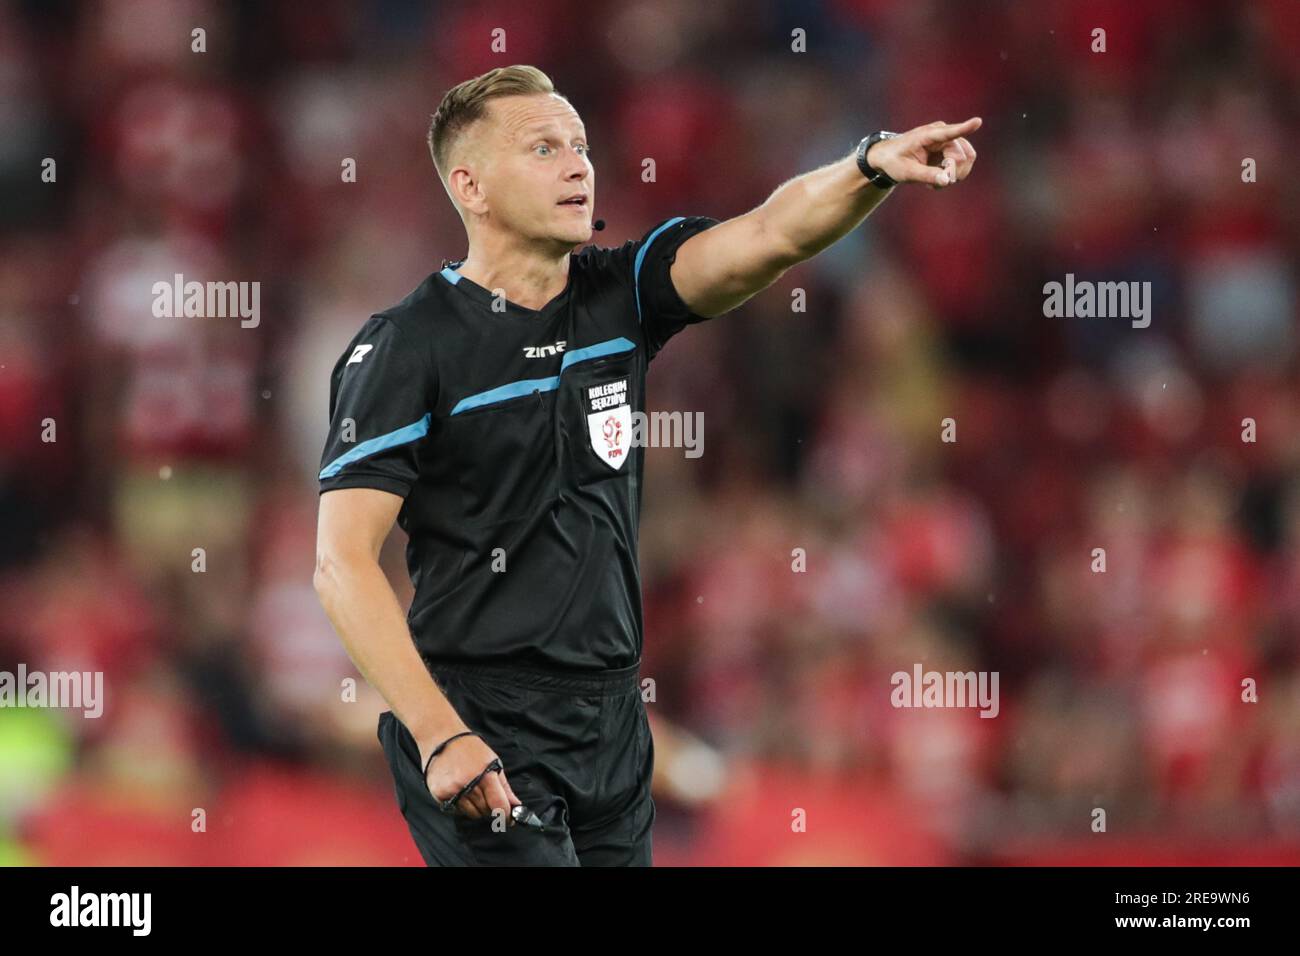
[593,219,605,231]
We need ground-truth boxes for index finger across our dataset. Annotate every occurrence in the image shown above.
[479,769,517,822]
[917,116,982,146]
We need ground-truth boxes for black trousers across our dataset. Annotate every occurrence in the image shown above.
[377,657,655,866]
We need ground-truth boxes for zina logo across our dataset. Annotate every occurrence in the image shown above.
[523,341,566,358]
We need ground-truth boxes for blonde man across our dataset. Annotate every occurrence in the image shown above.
[315,64,979,865]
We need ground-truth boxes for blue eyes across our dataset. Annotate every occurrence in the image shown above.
[534,143,591,157]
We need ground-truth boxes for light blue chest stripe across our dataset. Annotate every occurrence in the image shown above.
[559,336,635,371]
[319,412,432,479]
[450,375,560,415]
[633,216,684,323]
[449,336,636,416]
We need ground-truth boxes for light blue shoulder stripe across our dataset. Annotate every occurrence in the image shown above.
[632,217,685,323]
[440,266,462,285]
[319,413,432,479]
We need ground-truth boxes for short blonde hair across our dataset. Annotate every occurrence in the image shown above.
[427,65,558,183]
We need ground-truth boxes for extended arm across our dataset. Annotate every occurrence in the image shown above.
[670,117,981,318]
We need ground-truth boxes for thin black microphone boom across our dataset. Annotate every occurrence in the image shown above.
[593,219,605,231]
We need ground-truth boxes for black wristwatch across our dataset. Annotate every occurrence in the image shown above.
[856,131,899,189]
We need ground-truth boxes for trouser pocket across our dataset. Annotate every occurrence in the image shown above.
[377,710,420,814]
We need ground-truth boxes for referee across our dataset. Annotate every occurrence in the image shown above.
[313,64,979,866]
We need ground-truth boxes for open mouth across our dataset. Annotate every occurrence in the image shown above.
[558,196,588,207]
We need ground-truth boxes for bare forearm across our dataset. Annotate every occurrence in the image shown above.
[758,150,891,267]
[671,118,979,318]
[314,553,466,753]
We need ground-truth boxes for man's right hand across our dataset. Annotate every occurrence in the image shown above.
[422,732,523,822]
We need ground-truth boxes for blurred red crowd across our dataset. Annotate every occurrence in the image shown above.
[0,0,1298,864]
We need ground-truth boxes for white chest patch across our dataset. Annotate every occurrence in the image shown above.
[587,404,633,470]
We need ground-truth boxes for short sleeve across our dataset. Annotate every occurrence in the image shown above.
[318,315,436,498]
[632,215,722,363]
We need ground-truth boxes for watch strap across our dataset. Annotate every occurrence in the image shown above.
[856,131,899,188]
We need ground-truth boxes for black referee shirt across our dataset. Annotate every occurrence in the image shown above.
[318,215,720,671]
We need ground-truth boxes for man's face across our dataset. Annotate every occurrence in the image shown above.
[463,93,595,247]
